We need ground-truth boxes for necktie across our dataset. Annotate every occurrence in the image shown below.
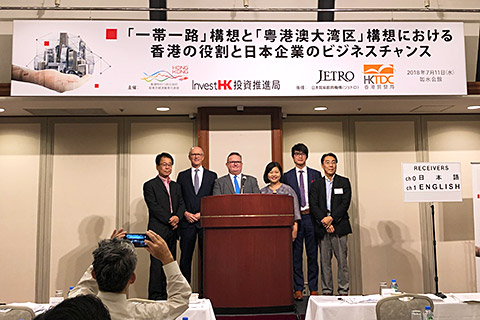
[194,169,200,194]
[234,175,241,194]
[164,177,173,213]
[299,170,306,207]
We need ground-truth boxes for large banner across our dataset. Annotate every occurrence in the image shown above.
[402,162,462,202]
[11,20,467,97]
[472,163,480,291]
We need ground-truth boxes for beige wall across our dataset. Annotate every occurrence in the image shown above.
[1,113,480,302]
[49,122,118,297]
[283,118,345,172]
[209,115,271,184]
[0,122,41,303]
[1,0,480,303]
[355,120,423,294]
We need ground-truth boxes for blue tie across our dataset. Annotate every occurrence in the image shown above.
[234,175,241,194]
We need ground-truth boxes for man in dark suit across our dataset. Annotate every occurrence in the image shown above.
[213,152,260,195]
[282,143,322,301]
[176,147,217,294]
[310,152,352,296]
[143,152,186,300]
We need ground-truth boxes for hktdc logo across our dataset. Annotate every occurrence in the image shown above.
[363,64,394,85]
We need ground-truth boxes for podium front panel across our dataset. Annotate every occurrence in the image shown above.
[201,194,294,311]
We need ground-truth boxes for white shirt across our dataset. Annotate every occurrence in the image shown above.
[69,262,191,320]
[325,174,335,213]
[295,166,309,210]
[191,166,204,188]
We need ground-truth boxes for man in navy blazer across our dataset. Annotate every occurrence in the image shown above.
[310,152,352,296]
[143,152,186,300]
[282,143,322,301]
[176,147,217,294]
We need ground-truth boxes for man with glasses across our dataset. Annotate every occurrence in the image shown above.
[176,147,217,295]
[213,152,260,195]
[143,152,185,300]
[282,143,322,301]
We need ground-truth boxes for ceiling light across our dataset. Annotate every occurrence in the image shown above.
[314,106,328,111]
[467,105,480,110]
[0,108,5,113]
[156,107,170,112]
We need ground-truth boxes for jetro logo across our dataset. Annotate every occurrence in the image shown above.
[363,64,394,85]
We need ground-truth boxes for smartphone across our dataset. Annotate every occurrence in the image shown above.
[125,233,150,247]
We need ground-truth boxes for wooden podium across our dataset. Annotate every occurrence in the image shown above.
[201,194,294,313]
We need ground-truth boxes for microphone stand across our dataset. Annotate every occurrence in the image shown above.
[431,203,446,299]
[240,176,247,194]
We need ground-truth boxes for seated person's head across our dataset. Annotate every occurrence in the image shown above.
[92,237,138,293]
[34,294,110,320]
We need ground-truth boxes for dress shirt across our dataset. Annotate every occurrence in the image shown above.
[159,175,173,213]
[325,174,335,214]
[191,166,204,188]
[295,167,309,210]
[69,262,191,320]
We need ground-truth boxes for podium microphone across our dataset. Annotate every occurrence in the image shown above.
[240,176,247,194]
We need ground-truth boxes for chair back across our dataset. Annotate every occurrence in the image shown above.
[376,294,434,320]
[0,305,35,320]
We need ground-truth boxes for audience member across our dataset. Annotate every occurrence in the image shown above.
[68,229,191,320]
[34,294,110,320]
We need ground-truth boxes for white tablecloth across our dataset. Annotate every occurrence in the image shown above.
[176,299,216,320]
[10,298,216,320]
[305,294,480,320]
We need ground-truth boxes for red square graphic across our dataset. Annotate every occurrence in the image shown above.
[106,29,117,40]
[94,83,99,89]
[44,41,49,46]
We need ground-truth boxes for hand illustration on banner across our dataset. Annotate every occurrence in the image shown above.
[12,65,92,93]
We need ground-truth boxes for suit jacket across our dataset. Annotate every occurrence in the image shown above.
[282,166,322,209]
[310,174,352,239]
[176,167,217,229]
[212,174,260,195]
[143,176,185,239]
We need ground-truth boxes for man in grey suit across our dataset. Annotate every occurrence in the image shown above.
[213,152,260,195]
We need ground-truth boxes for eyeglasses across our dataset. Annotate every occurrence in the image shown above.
[324,160,337,165]
[159,163,173,167]
[227,161,242,165]
[293,152,306,157]
[189,153,203,157]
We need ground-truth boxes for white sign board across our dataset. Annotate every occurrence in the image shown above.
[11,20,467,97]
[402,162,462,202]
